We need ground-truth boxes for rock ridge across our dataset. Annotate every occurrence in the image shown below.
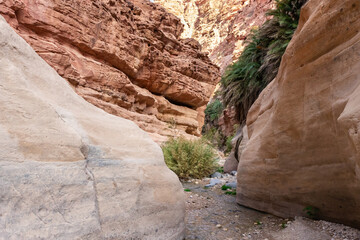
[0,0,220,143]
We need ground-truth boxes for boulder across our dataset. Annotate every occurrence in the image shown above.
[0,16,184,239]
[237,0,360,228]
[224,126,248,173]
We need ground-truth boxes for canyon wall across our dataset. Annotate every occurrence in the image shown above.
[237,0,360,228]
[0,15,184,239]
[0,0,220,143]
[154,0,274,72]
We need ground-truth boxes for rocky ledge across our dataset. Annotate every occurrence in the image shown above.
[0,0,220,143]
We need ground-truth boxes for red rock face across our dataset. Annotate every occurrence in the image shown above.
[154,0,275,73]
[0,0,220,143]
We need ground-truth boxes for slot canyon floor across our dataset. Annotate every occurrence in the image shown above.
[182,173,360,240]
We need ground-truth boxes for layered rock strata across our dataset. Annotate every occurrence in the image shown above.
[237,0,360,228]
[0,16,185,239]
[0,0,220,143]
[154,0,274,72]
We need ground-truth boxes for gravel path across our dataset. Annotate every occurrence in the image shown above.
[183,174,360,240]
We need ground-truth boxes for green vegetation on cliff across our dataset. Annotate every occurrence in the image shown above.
[204,99,224,122]
[221,0,307,123]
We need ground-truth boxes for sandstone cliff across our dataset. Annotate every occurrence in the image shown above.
[0,0,220,143]
[237,0,360,228]
[0,15,184,239]
[154,0,274,72]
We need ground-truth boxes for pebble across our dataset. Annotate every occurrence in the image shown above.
[216,224,222,228]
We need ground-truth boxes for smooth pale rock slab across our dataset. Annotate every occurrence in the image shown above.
[237,0,360,228]
[0,16,185,239]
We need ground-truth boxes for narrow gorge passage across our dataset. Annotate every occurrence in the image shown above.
[1,0,360,239]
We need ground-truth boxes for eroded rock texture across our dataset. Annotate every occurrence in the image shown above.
[237,0,360,228]
[0,16,184,239]
[0,0,220,143]
[154,0,274,72]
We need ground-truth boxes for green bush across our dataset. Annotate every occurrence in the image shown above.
[221,0,307,123]
[204,99,224,122]
[162,137,218,180]
[221,185,231,190]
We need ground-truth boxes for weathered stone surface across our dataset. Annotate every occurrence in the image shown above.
[154,0,275,72]
[237,0,360,228]
[0,0,220,143]
[0,16,184,239]
[224,126,248,173]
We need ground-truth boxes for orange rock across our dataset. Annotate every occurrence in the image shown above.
[0,0,220,144]
[237,0,360,228]
[154,0,275,73]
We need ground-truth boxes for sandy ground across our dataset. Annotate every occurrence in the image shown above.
[183,174,360,240]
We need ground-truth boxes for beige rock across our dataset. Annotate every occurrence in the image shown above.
[0,0,220,144]
[224,126,248,173]
[237,0,360,228]
[224,152,238,173]
[0,16,184,239]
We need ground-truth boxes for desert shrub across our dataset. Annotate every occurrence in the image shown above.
[162,137,218,180]
[221,0,307,123]
[202,127,224,149]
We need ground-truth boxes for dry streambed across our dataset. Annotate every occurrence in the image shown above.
[183,173,360,240]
